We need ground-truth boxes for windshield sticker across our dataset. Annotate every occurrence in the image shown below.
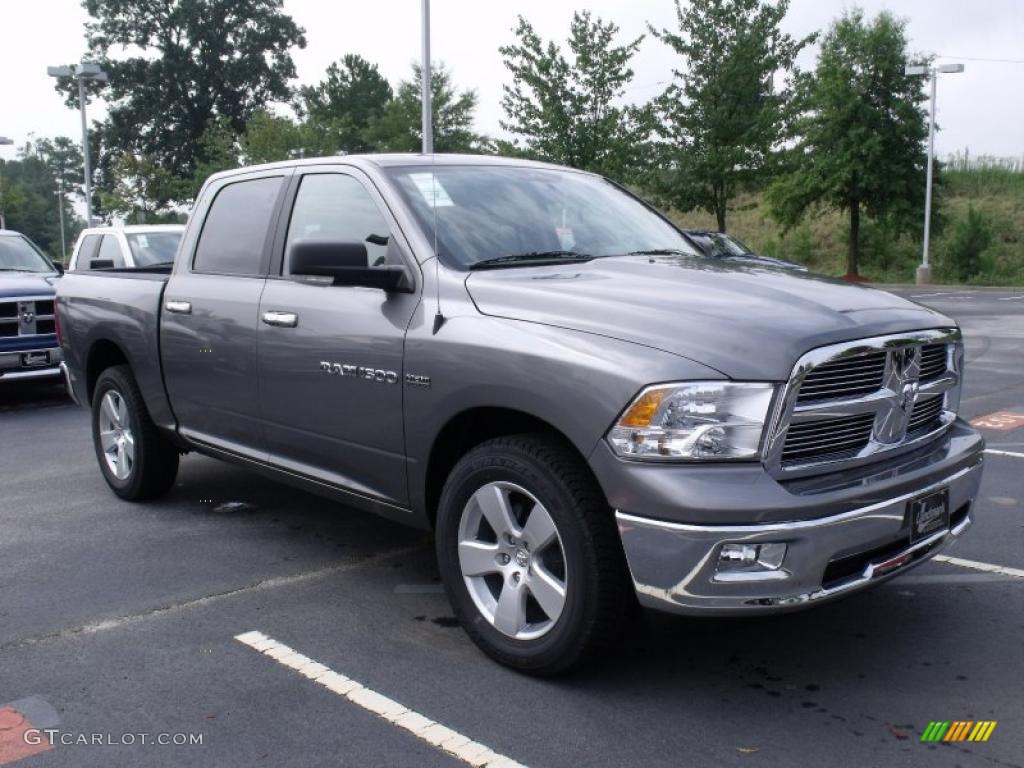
[409,173,455,207]
[136,235,149,247]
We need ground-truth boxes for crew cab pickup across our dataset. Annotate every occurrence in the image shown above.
[57,154,985,674]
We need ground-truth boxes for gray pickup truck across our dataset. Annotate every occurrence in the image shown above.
[57,154,985,674]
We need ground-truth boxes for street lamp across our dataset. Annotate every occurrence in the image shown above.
[47,62,108,226]
[906,61,965,285]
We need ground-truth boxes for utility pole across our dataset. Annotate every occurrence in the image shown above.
[0,135,12,230]
[421,0,433,154]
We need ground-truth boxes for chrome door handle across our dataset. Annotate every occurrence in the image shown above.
[164,300,192,314]
[261,310,298,328]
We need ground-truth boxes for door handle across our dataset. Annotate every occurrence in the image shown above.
[164,300,192,314]
[261,310,298,328]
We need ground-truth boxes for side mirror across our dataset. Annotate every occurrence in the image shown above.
[90,259,115,270]
[289,240,411,292]
[51,262,64,275]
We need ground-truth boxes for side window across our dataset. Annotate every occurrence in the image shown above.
[285,174,391,273]
[74,235,101,270]
[193,176,283,276]
[97,236,126,268]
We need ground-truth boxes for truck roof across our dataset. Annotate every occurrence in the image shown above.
[78,224,185,236]
[204,153,583,184]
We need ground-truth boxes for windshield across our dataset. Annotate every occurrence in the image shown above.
[0,235,56,273]
[126,231,182,266]
[384,165,699,268]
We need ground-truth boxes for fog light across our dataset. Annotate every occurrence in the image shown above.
[718,542,787,572]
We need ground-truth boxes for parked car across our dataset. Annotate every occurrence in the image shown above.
[57,155,984,674]
[0,229,63,382]
[683,228,807,270]
[69,224,185,271]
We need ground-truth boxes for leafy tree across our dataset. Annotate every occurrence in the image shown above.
[101,153,184,221]
[499,11,646,179]
[363,64,485,153]
[0,140,85,258]
[768,10,929,276]
[298,55,393,154]
[942,205,992,282]
[649,0,813,231]
[52,0,305,177]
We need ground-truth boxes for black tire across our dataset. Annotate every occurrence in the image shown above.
[91,364,179,501]
[435,433,632,675]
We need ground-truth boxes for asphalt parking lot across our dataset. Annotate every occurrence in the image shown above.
[2,287,1022,768]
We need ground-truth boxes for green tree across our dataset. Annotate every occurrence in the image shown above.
[298,54,393,154]
[768,10,929,276]
[649,0,813,232]
[363,64,485,153]
[0,140,85,258]
[52,0,305,178]
[101,152,184,221]
[942,205,992,282]
[499,11,646,179]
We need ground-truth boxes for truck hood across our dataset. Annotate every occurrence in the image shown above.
[464,256,953,381]
[0,272,59,299]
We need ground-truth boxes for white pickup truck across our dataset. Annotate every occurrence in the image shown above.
[68,225,184,271]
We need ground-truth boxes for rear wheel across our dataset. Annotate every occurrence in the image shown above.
[435,433,631,675]
[92,365,179,500]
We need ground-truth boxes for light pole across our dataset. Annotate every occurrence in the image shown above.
[0,135,12,230]
[421,0,433,154]
[906,62,965,285]
[47,62,108,227]
[55,177,67,263]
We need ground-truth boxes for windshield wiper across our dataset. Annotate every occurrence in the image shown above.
[624,248,694,257]
[469,250,594,270]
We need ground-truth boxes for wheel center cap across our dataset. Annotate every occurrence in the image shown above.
[514,548,530,568]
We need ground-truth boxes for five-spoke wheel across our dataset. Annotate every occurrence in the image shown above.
[458,481,567,640]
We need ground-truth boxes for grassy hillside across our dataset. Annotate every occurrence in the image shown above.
[671,168,1024,285]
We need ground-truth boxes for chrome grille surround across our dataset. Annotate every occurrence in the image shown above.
[0,295,56,339]
[765,329,962,477]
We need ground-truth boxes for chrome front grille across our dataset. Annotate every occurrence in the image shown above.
[0,297,56,339]
[767,329,962,474]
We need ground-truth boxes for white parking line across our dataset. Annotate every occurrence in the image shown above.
[996,295,1024,301]
[235,631,528,768]
[985,448,1024,459]
[934,556,1024,579]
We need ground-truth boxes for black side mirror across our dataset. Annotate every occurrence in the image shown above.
[289,240,411,292]
[51,262,64,275]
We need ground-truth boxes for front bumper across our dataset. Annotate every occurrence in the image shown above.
[0,346,63,381]
[612,422,984,615]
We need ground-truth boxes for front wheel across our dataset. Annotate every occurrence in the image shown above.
[435,434,631,675]
[92,365,179,500]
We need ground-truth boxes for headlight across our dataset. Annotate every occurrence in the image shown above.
[607,382,776,461]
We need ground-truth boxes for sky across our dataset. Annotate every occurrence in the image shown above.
[1,0,1022,165]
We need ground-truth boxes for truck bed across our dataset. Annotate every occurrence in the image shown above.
[57,270,176,430]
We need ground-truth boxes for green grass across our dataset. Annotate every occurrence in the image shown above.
[669,168,1024,285]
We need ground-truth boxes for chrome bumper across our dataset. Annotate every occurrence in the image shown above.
[0,347,63,380]
[60,361,79,404]
[616,457,984,615]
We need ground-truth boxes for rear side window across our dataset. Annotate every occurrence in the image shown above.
[98,235,126,268]
[74,234,101,270]
[193,177,282,275]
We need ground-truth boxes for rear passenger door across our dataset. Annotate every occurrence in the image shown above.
[160,170,289,456]
[257,167,420,506]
